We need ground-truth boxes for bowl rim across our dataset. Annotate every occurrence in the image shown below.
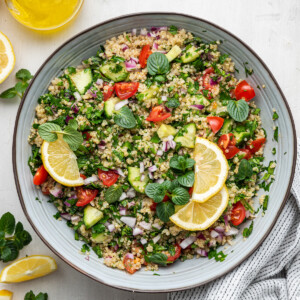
[12,12,297,293]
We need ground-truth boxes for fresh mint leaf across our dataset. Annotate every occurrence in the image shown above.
[68,119,78,130]
[227,100,249,122]
[2,240,18,262]
[114,106,136,129]
[62,126,83,151]
[243,221,254,237]
[177,171,195,187]
[0,87,18,99]
[171,187,190,205]
[16,69,33,82]
[145,183,167,203]
[166,98,180,109]
[0,212,15,235]
[15,81,28,94]
[147,52,169,76]
[170,156,195,172]
[156,201,175,222]
[236,159,253,181]
[1,246,12,261]
[38,123,61,142]
[105,185,123,204]
[24,290,48,300]
[145,253,168,265]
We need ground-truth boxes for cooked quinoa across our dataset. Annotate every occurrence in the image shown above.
[28,26,276,273]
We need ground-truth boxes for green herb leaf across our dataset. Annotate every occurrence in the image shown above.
[0,212,15,235]
[208,249,227,262]
[236,159,253,181]
[170,156,195,172]
[169,25,178,35]
[272,111,279,120]
[0,87,18,99]
[68,119,78,130]
[24,290,48,300]
[38,123,61,142]
[105,185,123,204]
[227,100,249,122]
[147,52,170,76]
[166,98,180,109]
[145,253,168,265]
[171,187,190,205]
[177,171,195,187]
[274,126,278,142]
[263,195,269,212]
[114,106,136,129]
[156,201,175,222]
[243,221,254,237]
[145,183,167,203]
[63,126,83,151]
[15,81,28,94]
[16,69,33,82]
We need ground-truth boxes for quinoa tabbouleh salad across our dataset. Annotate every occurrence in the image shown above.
[28,25,278,274]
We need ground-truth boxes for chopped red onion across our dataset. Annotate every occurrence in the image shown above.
[85,255,90,261]
[84,174,99,185]
[97,144,106,150]
[156,149,163,156]
[116,168,125,177]
[164,106,172,113]
[120,216,136,228]
[108,224,115,232]
[132,28,137,36]
[180,236,197,249]
[71,215,80,223]
[139,221,151,230]
[245,210,250,218]
[119,207,127,216]
[214,226,225,233]
[140,28,147,36]
[152,234,161,244]
[71,103,79,113]
[209,78,218,86]
[147,32,156,38]
[133,227,144,236]
[161,95,167,101]
[126,188,136,199]
[119,192,127,201]
[224,214,229,227]
[153,43,158,51]
[121,44,129,51]
[197,233,205,240]
[167,135,174,141]
[139,162,145,174]
[148,172,154,180]
[125,253,134,259]
[208,240,217,247]
[140,174,145,182]
[140,238,147,245]
[148,165,157,172]
[225,227,239,236]
[74,91,82,101]
[50,184,63,198]
[125,60,137,71]
[162,141,169,152]
[130,57,139,64]
[169,140,176,149]
[96,78,103,86]
[152,223,162,230]
[156,178,164,184]
[127,201,135,208]
[61,213,71,220]
[196,248,208,257]
[190,104,205,110]
[115,99,128,111]
[88,89,97,98]
[64,201,71,207]
[210,230,219,238]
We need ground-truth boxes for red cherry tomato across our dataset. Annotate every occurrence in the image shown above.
[201,67,219,99]
[230,201,246,226]
[139,45,152,68]
[150,195,169,211]
[98,169,119,187]
[166,244,182,262]
[146,106,171,122]
[235,80,255,102]
[80,174,87,179]
[246,138,266,154]
[76,187,98,207]
[188,187,194,197]
[203,67,214,75]
[103,84,115,101]
[33,165,48,185]
[223,145,240,160]
[207,116,224,133]
[115,82,139,100]
[218,133,236,150]
[123,255,139,274]
[239,148,252,160]
[83,131,91,141]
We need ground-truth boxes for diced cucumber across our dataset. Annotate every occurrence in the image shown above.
[70,68,93,94]
[234,132,251,145]
[181,46,200,63]
[166,45,182,62]
[174,123,197,148]
[104,97,121,117]
[83,205,103,229]
[100,62,128,82]
[137,85,160,101]
[128,167,149,193]
[192,94,210,107]
[220,119,234,135]
[157,124,177,140]
[91,232,109,243]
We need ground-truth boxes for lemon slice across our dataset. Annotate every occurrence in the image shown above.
[0,290,13,300]
[0,255,57,283]
[192,137,228,203]
[41,134,84,187]
[170,187,229,231]
[0,32,15,84]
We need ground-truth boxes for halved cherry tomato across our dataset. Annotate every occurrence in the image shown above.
[83,131,91,140]
[103,84,115,101]
[235,80,255,102]
[230,201,246,226]
[123,255,140,274]
[76,187,98,207]
[139,44,152,68]
[188,187,194,197]
[239,148,252,160]
[223,145,240,160]
[246,138,266,154]
[150,195,169,211]
[218,133,236,150]
[146,106,171,122]
[166,244,182,262]
[207,116,224,133]
[80,174,87,180]
[115,82,139,100]
[98,169,119,186]
[203,67,214,75]
[33,165,48,185]
[201,67,219,99]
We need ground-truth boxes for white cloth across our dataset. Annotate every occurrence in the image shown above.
[171,140,300,300]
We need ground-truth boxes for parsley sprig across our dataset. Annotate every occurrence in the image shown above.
[24,290,48,300]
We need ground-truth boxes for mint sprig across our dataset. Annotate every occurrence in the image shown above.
[114,106,136,129]
[38,120,83,151]
[24,290,48,300]
[147,52,170,76]
[227,100,249,122]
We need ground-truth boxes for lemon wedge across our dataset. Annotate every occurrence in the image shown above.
[0,255,57,283]
[170,187,229,231]
[0,289,13,300]
[0,32,15,84]
[192,137,228,203]
[41,134,84,187]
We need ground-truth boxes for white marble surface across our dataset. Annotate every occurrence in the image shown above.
[0,0,299,299]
